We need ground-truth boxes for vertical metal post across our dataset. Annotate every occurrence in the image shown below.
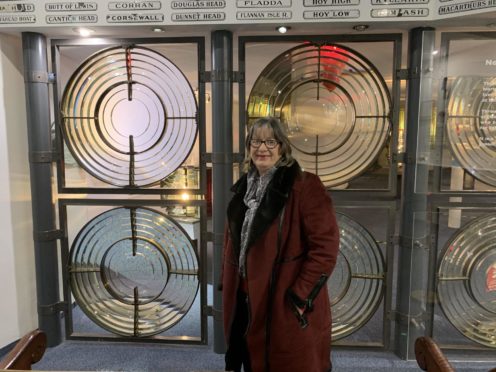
[22,32,61,346]
[211,30,233,354]
[395,27,435,359]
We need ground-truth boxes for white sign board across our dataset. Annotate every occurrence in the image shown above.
[0,0,492,27]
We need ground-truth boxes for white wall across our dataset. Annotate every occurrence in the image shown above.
[0,33,37,347]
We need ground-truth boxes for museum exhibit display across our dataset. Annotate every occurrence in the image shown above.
[50,38,208,343]
[247,43,392,188]
[60,46,198,188]
[437,213,496,348]
[330,212,386,341]
[6,6,494,360]
[69,207,199,337]
[427,33,496,353]
[240,36,400,347]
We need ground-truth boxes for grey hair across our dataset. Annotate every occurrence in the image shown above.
[243,117,295,172]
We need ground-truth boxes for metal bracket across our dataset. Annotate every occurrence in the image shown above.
[396,68,419,80]
[392,235,400,245]
[207,306,223,320]
[121,43,136,50]
[201,70,243,83]
[202,231,214,242]
[234,153,245,163]
[203,153,212,163]
[29,151,59,163]
[200,71,210,82]
[204,231,224,246]
[390,308,433,325]
[204,152,243,164]
[393,152,406,164]
[213,232,224,245]
[33,229,65,242]
[398,236,428,250]
[413,239,427,250]
[28,71,56,84]
[233,71,245,83]
[211,152,234,164]
[393,152,430,165]
[38,301,68,316]
[396,69,408,80]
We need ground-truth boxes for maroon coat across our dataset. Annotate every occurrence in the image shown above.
[222,162,340,372]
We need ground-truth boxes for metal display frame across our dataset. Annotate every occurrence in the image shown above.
[58,198,209,345]
[332,201,397,349]
[238,34,403,198]
[49,37,209,344]
[433,32,496,197]
[428,203,496,354]
[426,31,496,354]
[50,37,207,196]
[237,33,402,349]
[394,27,436,360]
[19,25,496,359]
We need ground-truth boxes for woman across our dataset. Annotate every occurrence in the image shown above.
[221,117,340,372]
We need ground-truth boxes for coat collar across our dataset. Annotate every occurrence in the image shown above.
[227,161,301,258]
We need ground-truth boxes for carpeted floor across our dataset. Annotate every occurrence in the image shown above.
[29,282,495,371]
[34,333,495,372]
[31,312,495,372]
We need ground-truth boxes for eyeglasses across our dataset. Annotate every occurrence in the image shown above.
[250,139,280,149]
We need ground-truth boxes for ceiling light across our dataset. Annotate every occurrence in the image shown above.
[152,27,165,33]
[432,50,439,55]
[73,27,94,37]
[276,26,290,34]
[353,24,369,31]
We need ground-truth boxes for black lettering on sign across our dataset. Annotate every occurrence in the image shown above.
[236,0,292,7]
[45,2,97,11]
[0,4,35,12]
[46,14,98,23]
[372,0,428,4]
[171,1,226,8]
[171,12,226,21]
[438,0,494,14]
[303,0,359,5]
[303,9,360,17]
[106,13,165,22]
[0,14,36,23]
[108,1,161,10]
[371,7,429,16]
[236,10,292,18]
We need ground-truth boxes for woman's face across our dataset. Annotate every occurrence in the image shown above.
[249,126,281,176]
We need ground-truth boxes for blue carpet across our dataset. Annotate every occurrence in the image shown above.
[34,336,495,372]
[32,286,496,372]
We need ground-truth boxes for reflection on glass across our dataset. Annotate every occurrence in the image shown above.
[248,43,391,188]
[69,207,199,337]
[446,76,496,187]
[61,46,198,187]
[329,213,385,340]
[437,214,496,348]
